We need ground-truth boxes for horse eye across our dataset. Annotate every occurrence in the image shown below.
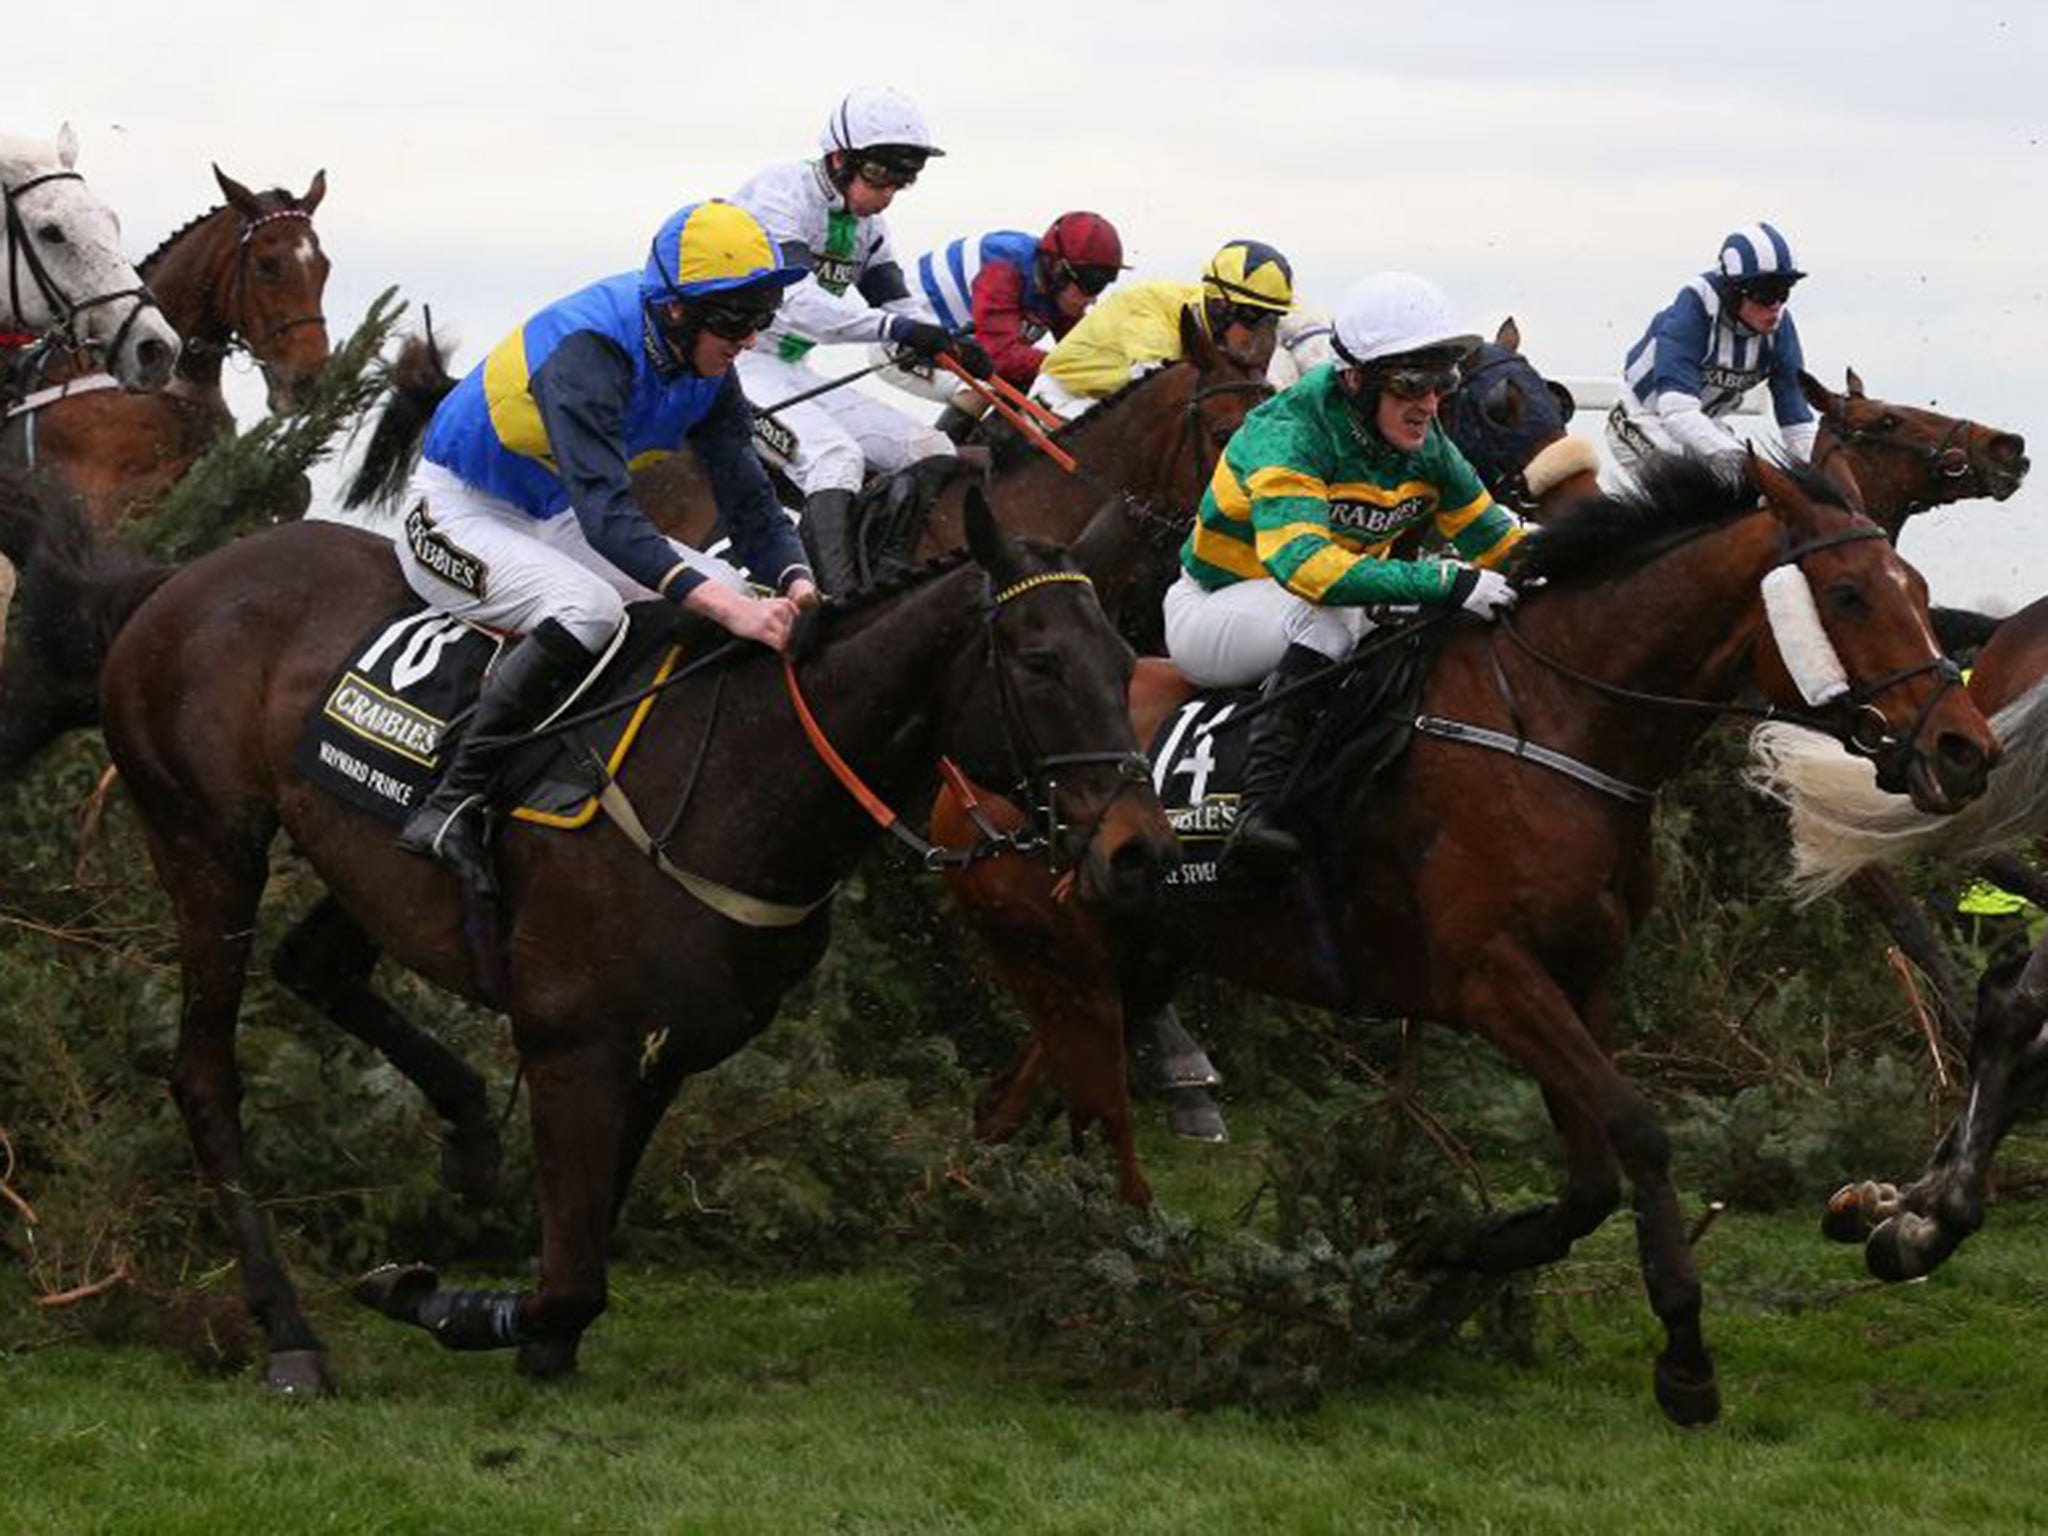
[1017,649,1065,679]
[36,223,65,244]
[1825,581,1868,616]
[255,257,285,281]
[1482,386,1517,427]
[1876,413,1900,432]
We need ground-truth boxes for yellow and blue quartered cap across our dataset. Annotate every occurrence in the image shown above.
[1202,239,1295,313]
[643,199,806,303]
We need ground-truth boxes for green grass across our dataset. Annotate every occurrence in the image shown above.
[7,1124,2048,1534]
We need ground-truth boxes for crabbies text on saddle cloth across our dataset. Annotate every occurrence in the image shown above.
[297,601,680,829]
[1145,690,1257,897]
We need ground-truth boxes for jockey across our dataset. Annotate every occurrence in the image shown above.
[1608,222,1818,473]
[731,86,994,594]
[910,212,1126,418]
[1163,271,1524,867]
[394,199,815,890]
[1029,239,1296,419]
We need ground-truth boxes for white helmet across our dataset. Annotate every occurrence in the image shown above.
[1332,272,1479,367]
[818,87,944,158]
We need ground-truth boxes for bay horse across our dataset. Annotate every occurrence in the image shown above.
[938,453,1998,1425]
[0,125,178,391]
[1750,593,2048,1283]
[4,166,331,529]
[98,491,1175,1395]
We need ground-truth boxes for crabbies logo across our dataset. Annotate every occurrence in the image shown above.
[753,414,799,462]
[812,255,860,294]
[1702,364,1764,394]
[404,502,487,598]
[1328,496,1431,537]
[322,674,446,767]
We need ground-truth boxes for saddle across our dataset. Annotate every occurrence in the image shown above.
[851,454,979,581]
[297,598,695,831]
[1143,622,1441,899]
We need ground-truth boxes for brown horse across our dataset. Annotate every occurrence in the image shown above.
[5,166,331,530]
[938,454,1998,1425]
[98,492,1174,1395]
[1802,367,2028,541]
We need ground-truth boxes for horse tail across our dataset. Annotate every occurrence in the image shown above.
[1746,680,2048,902]
[343,328,456,515]
[0,468,174,776]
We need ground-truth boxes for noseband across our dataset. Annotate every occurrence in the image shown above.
[1,170,163,366]
[1816,408,1991,514]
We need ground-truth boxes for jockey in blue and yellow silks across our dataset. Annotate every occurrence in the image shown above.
[394,198,813,892]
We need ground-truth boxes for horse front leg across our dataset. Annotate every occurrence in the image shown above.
[1455,949,1717,1426]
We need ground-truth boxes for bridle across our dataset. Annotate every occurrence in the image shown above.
[180,205,326,368]
[1445,351,1574,513]
[1495,518,1962,777]
[1,169,162,366]
[1813,406,1989,516]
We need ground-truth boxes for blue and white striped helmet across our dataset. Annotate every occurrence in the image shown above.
[1717,222,1805,284]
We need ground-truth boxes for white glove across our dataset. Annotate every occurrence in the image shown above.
[1451,566,1518,620]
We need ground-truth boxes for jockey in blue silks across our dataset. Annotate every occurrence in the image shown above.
[394,199,814,890]
[1608,221,1818,473]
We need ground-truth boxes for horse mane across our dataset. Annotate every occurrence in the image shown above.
[137,187,301,276]
[1512,453,1855,588]
[984,363,1188,473]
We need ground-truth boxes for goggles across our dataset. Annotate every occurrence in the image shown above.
[853,157,922,190]
[1213,301,1282,331]
[1734,276,1798,306]
[693,297,781,341]
[1056,261,1118,296]
[1372,362,1463,401]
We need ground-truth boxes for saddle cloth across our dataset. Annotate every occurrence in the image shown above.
[296,598,684,830]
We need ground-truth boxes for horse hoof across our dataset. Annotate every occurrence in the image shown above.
[440,1122,504,1206]
[1865,1214,1942,1283]
[1821,1184,1873,1244]
[1166,1088,1229,1144]
[1653,1359,1721,1428]
[264,1349,335,1399]
[351,1261,441,1323]
[516,1335,581,1382]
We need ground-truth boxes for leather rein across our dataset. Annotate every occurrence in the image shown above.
[1,170,163,369]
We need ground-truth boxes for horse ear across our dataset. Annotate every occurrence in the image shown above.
[213,165,263,219]
[300,169,327,214]
[1799,369,1837,417]
[1180,303,1216,370]
[1495,316,1521,352]
[963,485,1013,576]
[1746,447,1805,519]
[56,123,79,168]
[1845,366,1867,399]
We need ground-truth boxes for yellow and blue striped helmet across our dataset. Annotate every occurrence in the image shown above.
[642,199,806,305]
[1202,239,1295,313]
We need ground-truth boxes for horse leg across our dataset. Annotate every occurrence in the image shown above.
[271,895,502,1203]
[1848,865,1972,1041]
[1458,952,1716,1426]
[149,821,332,1396]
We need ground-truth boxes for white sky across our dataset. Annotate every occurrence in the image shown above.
[19,0,2044,608]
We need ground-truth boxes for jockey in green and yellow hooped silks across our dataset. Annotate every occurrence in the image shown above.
[1028,238,1296,419]
[1163,271,1526,869]
[393,200,813,893]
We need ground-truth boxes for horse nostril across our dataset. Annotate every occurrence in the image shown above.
[1937,732,1989,784]
[1989,434,2026,467]
[135,336,172,373]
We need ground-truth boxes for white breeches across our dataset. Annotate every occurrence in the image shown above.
[1025,370,1097,422]
[396,462,746,652]
[736,348,954,495]
[1162,571,1371,689]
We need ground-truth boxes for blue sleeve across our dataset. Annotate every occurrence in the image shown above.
[1644,287,1712,403]
[528,331,689,596]
[1765,312,1814,427]
[690,373,811,589]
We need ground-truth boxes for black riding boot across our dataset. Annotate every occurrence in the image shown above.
[397,618,596,893]
[1224,642,1335,871]
[800,486,864,595]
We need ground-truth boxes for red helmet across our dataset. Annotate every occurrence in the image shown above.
[1040,211,1125,273]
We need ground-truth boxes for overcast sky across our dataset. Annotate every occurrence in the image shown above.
[19,1,2044,608]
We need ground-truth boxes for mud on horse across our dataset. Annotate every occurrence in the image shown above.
[99,490,1173,1394]
[941,453,1996,1425]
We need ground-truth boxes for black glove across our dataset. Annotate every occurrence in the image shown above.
[887,316,952,362]
[948,336,996,381]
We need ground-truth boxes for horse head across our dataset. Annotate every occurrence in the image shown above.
[954,487,1176,913]
[1747,452,1997,813]
[1803,367,2029,538]
[0,125,179,389]
[1446,317,1601,519]
[208,166,332,412]
[1164,302,1274,512]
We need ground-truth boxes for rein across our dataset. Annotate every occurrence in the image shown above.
[1,170,162,367]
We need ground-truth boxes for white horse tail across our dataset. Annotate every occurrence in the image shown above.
[1745,678,2048,903]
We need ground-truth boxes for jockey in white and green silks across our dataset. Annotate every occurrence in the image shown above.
[1164,271,1525,868]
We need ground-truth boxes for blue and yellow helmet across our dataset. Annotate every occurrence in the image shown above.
[642,199,806,306]
[1202,239,1295,313]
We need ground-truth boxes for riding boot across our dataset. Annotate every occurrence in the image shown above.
[397,618,596,894]
[800,486,864,595]
[1224,642,1336,871]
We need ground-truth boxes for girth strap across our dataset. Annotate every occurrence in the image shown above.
[1414,715,1655,806]
[594,775,836,928]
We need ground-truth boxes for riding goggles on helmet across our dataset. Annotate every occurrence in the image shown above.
[1214,301,1282,331]
[1056,261,1118,296]
[1735,275,1799,306]
[850,146,929,191]
[1372,362,1463,400]
[694,296,782,340]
